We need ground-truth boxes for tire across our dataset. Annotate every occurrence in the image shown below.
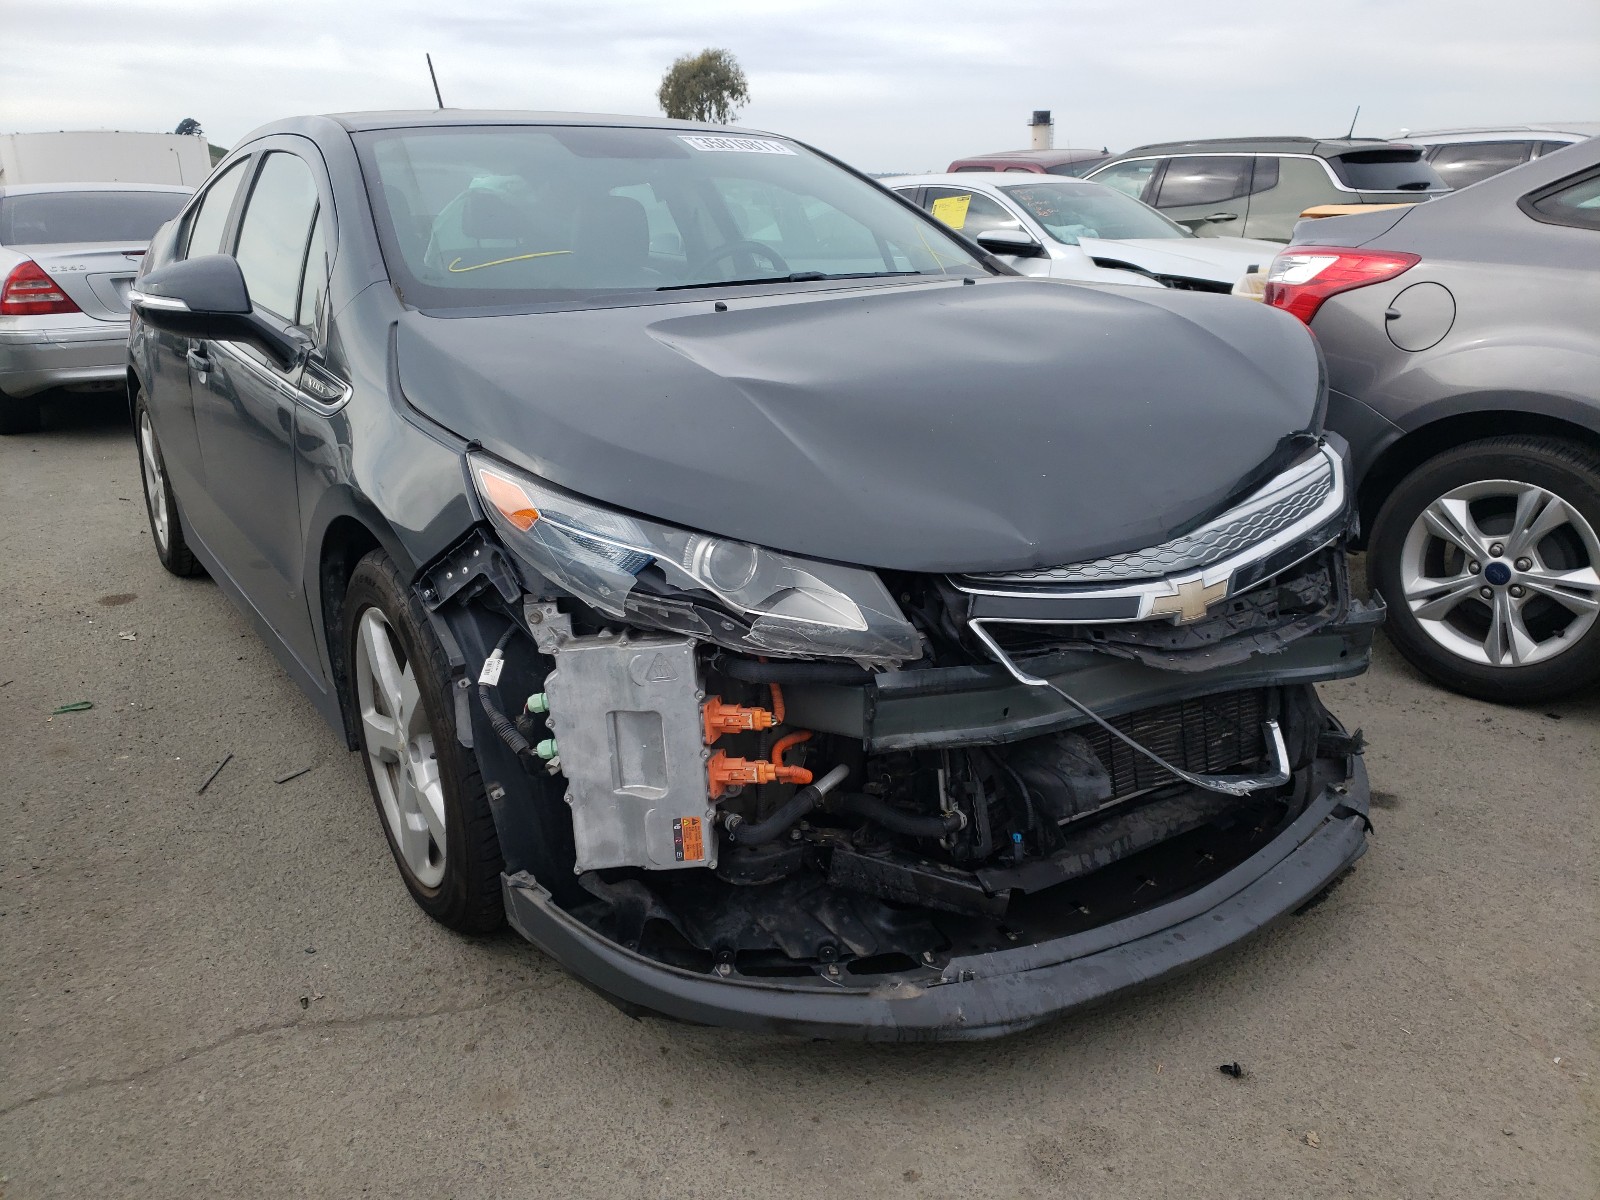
[133,392,202,577]
[344,549,506,933]
[0,390,42,435]
[1369,435,1600,703]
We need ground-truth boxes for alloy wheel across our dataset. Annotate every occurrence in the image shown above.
[1399,478,1600,667]
[354,607,447,888]
[138,410,169,552]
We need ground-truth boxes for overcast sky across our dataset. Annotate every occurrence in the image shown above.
[4,0,1598,172]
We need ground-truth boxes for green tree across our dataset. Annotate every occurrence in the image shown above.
[656,48,750,125]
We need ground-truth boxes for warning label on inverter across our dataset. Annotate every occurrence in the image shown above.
[672,816,704,862]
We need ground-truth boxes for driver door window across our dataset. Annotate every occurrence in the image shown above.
[184,159,248,258]
[919,188,1023,238]
[233,152,320,322]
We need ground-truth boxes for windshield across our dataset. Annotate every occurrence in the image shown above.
[354,126,985,311]
[999,180,1191,243]
[0,191,188,246]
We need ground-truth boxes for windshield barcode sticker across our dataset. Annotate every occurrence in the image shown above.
[678,135,796,155]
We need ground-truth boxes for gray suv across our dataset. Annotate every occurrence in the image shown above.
[1086,138,1448,242]
[1265,139,1600,702]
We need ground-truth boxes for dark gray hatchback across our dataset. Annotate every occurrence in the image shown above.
[127,112,1377,1040]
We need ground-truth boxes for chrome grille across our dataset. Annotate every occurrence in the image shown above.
[966,450,1336,587]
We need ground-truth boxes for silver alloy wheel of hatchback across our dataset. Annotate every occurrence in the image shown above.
[138,410,169,553]
[354,606,448,888]
[1400,478,1600,667]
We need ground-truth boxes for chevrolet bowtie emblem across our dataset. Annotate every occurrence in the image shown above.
[1149,576,1229,623]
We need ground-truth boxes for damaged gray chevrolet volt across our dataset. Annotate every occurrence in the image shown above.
[127,112,1381,1040]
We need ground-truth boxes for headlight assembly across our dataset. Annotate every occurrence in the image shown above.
[469,453,923,666]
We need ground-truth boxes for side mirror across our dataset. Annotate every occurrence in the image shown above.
[129,255,307,370]
[974,228,1045,258]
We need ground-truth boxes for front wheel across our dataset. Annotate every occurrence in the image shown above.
[344,550,505,933]
[1369,435,1600,703]
[134,392,202,577]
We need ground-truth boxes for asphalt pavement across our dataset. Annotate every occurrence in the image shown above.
[2,400,1596,1199]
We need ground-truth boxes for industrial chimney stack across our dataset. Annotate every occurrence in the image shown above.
[1028,110,1053,151]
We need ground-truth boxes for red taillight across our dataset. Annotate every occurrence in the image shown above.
[0,259,82,316]
[1263,246,1420,325]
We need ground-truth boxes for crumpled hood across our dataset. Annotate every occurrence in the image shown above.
[1077,236,1281,286]
[397,277,1322,573]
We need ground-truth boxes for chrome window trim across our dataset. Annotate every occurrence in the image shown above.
[209,339,301,399]
[951,444,1346,625]
[1087,152,1389,196]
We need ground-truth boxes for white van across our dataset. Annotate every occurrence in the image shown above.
[0,131,212,187]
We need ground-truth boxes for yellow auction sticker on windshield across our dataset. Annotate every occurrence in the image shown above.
[930,194,972,229]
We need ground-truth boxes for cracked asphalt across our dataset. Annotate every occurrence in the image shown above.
[2,400,1597,1199]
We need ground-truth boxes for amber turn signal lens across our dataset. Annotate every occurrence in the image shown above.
[477,468,541,531]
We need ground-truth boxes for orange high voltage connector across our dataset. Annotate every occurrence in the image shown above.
[707,737,814,799]
[701,696,777,744]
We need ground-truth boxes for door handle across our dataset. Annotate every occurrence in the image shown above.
[1205,212,1239,222]
[186,346,212,374]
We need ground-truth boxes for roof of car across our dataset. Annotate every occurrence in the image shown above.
[886,172,1097,188]
[1396,123,1600,139]
[949,148,1109,163]
[324,109,759,134]
[1111,137,1418,158]
[0,183,193,197]
[228,110,786,153]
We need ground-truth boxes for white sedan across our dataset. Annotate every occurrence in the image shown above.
[886,172,1280,292]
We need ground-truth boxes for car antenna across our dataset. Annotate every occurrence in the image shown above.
[425,53,445,109]
[1344,104,1361,139]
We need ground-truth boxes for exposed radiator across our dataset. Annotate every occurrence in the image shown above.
[1081,689,1270,800]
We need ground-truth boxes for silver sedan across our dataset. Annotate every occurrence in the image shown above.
[0,183,191,433]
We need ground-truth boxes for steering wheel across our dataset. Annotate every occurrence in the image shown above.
[687,239,791,279]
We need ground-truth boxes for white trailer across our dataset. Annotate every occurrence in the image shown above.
[0,131,213,186]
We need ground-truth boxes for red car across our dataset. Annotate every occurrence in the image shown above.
[947,148,1111,176]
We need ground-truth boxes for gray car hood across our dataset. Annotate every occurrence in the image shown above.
[397,277,1322,573]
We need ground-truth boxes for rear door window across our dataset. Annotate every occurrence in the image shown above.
[1090,159,1158,201]
[1152,157,1254,208]
[233,151,320,321]
[1248,157,1279,194]
[1426,142,1533,188]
